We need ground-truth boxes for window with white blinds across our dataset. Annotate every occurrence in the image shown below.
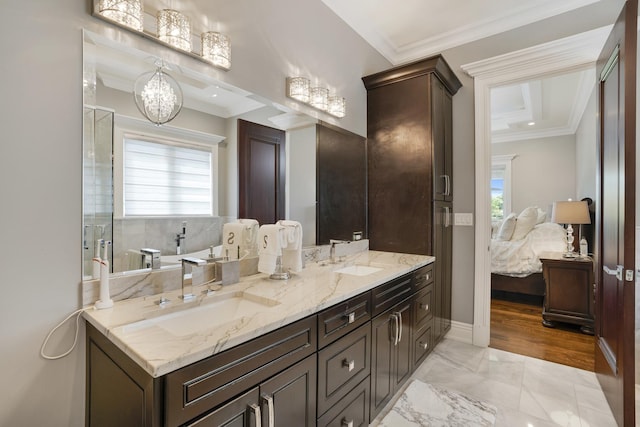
[123,137,212,216]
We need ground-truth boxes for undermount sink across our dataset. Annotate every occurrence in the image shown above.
[121,292,280,337]
[334,265,383,276]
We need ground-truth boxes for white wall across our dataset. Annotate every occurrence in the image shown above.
[492,135,577,215]
[0,1,388,425]
[576,87,598,201]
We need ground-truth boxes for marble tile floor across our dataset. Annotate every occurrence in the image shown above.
[371,338,617,427]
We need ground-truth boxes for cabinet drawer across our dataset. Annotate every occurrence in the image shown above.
[317,323,371,416]
[317,377,370,427]
[412,264,434,291]
[413,321,433,368]
[371,273,413,317]
[318,291,371,348]
[165,315,317,427]
[413,283,433,329]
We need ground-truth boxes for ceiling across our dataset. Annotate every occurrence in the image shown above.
[322,0,601,143]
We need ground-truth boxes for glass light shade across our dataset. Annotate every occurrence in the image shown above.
[287,77,310,103]
[309,87,329,111]
[157,9,191,52]
[134,66,183,125]
[328,96,346,118]
[97,0,143,32]
[201,32,231,70]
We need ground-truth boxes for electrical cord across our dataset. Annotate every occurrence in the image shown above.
[40,306,93,360]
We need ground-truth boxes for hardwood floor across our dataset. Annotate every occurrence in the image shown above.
[490,294,595,371]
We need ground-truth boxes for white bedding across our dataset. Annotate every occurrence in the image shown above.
[491,222,567,277]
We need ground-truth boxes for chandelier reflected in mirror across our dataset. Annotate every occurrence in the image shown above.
[133,62,183,126]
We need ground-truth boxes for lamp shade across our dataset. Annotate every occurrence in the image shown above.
[551,200,591,224]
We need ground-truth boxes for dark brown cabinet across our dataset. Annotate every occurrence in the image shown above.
[86,264,439,427]
[434,201,453,341]
[370,297,412,421]
[540,254,594,334]
[363,56,460,349]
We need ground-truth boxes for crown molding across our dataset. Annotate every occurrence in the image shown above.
[461,25,611,81]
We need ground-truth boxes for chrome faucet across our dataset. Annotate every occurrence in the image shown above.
[180,257,207,301]
[140,248,161,269]
[176,221,187,255]
[329,239,350,264]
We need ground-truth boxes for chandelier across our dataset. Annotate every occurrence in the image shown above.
[133,63,183,125]
[201,32,231,70]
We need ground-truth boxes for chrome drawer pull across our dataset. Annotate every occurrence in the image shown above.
[249,403,262,427]
[345,311,356,324]
[262,395,274,427]
[390,314,399,346]
[421,303,429,311]
[342,419,354,427]
[342,358,355,372]
[397,312,403,343]
[419,341,429,350]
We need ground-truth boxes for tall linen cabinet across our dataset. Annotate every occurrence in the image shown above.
[362,55,461,343]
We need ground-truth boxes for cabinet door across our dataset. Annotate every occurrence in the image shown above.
[369,298,412,421]
[186,388,260,427]
[433,201,453,341]
[260,354,317,427]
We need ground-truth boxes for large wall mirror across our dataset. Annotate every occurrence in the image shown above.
[82,29,319,279]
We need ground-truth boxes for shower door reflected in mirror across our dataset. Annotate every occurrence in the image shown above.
[83,106,114,276]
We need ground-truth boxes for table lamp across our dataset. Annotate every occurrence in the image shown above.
[551,200,591,258]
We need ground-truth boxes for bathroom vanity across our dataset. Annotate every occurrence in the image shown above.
[84,251,438,426]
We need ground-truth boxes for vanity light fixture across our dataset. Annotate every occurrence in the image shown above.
[133,62,183,126]
[309,87,329,111]
[157,9,191,52]
[93,1,231,71]
[97,0,143,32]
[328,96,346,118]
[286,77,310,103]
[201,32,231,70]
[286,77,346,118]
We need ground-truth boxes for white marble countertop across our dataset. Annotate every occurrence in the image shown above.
[83,250,434,378]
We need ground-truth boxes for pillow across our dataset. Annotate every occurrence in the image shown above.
[535,207,546,224]
[512,206,539,240]
[496,213,517,241]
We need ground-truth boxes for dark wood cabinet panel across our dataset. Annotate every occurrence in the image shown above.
[316,123,367,244]
[86,324,162,427]
[412,264,434,292]
[413,321,434,368]
[369,297,412,421]
[434,201,453,341]
[260,355,317,427]
[186,388,260,427]
[166,316,316,426]
[317,323,371,416]
[371,272,413,317]
[317,377,370,427]
[413,284,434,330]
[541,255,594,334]
[363,55,460,256]
[318,291,372,349]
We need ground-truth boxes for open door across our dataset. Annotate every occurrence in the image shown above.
[594,1,637,425]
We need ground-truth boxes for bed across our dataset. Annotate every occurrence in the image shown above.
[490,208,568,297]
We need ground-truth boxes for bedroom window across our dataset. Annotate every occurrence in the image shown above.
[491,154,516,220]
[123,136,213,216]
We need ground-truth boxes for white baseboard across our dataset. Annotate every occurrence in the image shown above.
[445,321,473,344]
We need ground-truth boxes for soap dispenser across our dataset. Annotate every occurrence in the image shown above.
[95,240,114,309]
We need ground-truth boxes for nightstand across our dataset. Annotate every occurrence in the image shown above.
[540,252,594,335]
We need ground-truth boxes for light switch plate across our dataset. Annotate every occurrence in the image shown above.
[454,213,473,226]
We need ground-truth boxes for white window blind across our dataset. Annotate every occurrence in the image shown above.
[124,137,212,216]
